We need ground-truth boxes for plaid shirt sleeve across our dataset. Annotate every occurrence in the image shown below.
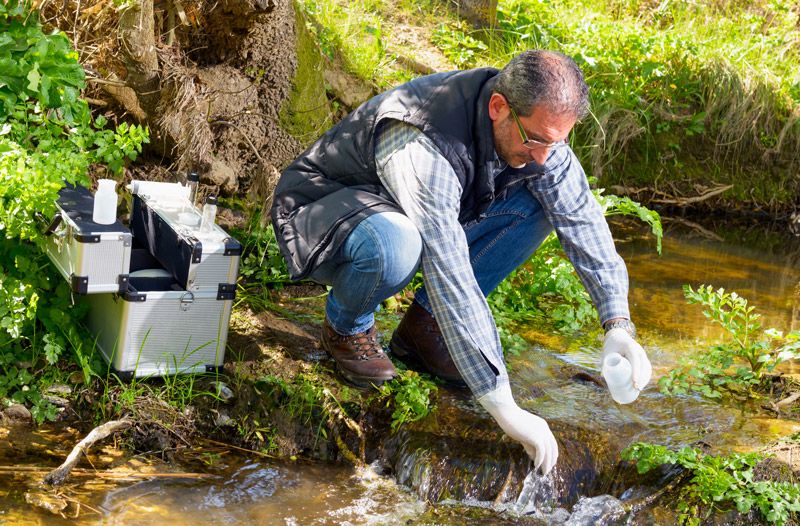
[526,152,630,324]
[375,121,508,398]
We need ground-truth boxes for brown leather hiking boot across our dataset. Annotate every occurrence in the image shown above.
[321,320,396,387]
[390,301,465,385]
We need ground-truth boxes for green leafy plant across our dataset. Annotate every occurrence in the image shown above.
[237,221,292,290]
[376,370,437,430]
[257,371,358,445]
[660,285,800,399]
[432,22,488,68]
[0,1,85,117]
[623,442,800,526]
[0,3,148,421]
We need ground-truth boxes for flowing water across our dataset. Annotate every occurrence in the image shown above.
[2,220,800,525]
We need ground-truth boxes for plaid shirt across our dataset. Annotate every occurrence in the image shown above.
[375,121,629,398]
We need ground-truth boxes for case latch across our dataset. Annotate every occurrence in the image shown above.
[180,291,195,311]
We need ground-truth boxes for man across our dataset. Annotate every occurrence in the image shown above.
[271,50,652,475]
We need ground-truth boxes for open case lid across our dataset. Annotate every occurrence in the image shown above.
[130,194,241,290]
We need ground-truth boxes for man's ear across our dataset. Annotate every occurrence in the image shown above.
[488,92,509,122]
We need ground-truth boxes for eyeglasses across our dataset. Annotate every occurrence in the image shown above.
[508,105,569,151]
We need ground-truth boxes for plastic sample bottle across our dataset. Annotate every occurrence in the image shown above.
[601,352,640,404]
[92,178,118,225]
[186,171,199,206]
[200,195,218,233]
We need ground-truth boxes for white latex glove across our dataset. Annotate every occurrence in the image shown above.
[602,327,652,391]
[478,382,558,475]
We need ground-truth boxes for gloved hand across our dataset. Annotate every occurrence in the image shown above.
[478,382,558,475]
[602,327,652,391]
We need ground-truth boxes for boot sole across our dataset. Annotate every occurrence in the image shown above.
[335,364,395,388]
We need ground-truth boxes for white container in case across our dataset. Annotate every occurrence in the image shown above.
[44,185,132,294]
[86,274,231,378]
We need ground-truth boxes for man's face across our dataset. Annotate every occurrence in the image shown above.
[489,93,576,168]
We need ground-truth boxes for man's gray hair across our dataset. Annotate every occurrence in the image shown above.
[494,50,589,119]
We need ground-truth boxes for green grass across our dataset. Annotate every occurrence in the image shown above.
[298,0,417,91]
[298,0,800,212]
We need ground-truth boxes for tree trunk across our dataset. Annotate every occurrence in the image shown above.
[118,0,161,116]
[46,0,330,203]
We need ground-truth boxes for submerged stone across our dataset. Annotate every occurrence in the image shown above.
[3,404,32,425]
[384,390,618,508]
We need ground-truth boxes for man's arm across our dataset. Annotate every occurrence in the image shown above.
[376,121,558,474]
[375,121,506,398]
[527,153,651,390]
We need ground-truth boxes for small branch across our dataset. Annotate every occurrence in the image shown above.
[775,391,800,408]
[492,467,516,506]
[198,438,276,459]
[83,97,109,107]
[764,390,800,413]
[662,216,724,241]
[44,419,132,486]
[652,184,733,206]
[622,470,690,515]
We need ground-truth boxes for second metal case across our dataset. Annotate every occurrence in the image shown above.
[129,182,241,294]
[44,185,132,294]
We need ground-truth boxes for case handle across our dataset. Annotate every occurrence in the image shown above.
[44,213,64,237]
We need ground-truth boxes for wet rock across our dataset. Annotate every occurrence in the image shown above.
[384,390,616,507]
[213,410,235,427]
[25,490,68,515]
[3,404,32,425]
[43,395,70,408]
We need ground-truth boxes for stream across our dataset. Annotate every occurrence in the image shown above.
[2,219,799,525]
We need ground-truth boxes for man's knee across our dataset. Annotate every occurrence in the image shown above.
[354,212,422,286]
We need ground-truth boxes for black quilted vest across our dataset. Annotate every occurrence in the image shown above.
[271,68,542,279]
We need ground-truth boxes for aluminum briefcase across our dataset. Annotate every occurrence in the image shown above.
[85,261,231,378]
[44,185,132,294]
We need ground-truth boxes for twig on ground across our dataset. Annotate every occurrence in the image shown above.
[1,465,215,480]
[492,467,516,506]
[44,419,132,486]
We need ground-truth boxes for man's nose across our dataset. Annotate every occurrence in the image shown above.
[531,146,549,165]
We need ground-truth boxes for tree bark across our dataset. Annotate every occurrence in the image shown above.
[118,0,161,116]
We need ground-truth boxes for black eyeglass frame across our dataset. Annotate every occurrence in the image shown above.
[508,104,570,151]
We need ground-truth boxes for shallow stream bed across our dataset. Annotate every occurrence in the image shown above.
[2,220,800,525]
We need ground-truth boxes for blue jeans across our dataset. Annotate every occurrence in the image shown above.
[309,185,553,335]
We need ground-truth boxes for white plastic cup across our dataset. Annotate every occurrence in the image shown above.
[92,178,118,225]
[602,352,640,404]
